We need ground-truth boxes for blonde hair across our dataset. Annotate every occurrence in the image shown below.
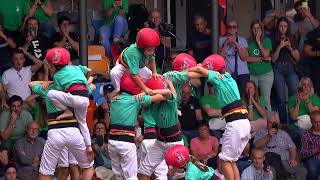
[298,77,314,95]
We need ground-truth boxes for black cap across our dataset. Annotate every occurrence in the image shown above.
[103,84,115,93]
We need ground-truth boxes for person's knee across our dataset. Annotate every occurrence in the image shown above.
[114,15,126,24]
[58,167,70,179]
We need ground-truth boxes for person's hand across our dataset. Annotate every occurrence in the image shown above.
[1,100,9,110]
[296,93,302,104]
[227,36,237,46]
[152,73,160,79]
[288,159,298,167]
[144,87,152,95]
[93,144,99,152]
[10,111,18,122]
[0,150,8,165]
[268,128,277,136]
[41,81,50,90]
[304,8,313,19]
[255,32,262,43]
[285,38,292,49]
[263,56,272,62]
[102,102,109,112]
[86,145,94,162]
[32,156,40,168]
[18,47,28,55]
[168,166,184,176]
[263,165,272,175]
[0,30,5,39]
[279,38,287,49]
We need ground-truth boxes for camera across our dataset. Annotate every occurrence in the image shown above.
[28,27,37,38]
[159,23,174,37]
[96,135,104,147]
[271,122,278,130]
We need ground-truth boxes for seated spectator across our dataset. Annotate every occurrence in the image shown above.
[241,148,273,180]
[18,17,49,64]
[179,83,203,142]
[0,145,9,178]
[0,95,33,152]
[236,143,251,174]
[190,122,219,164]
[288,77,320,131]
[12,121,45,180]
[242,80,267,134]
[0,25,16,74]
[52,16,80,65]
[92,122,114,179]
[300,110,320,180]
[4,163,17,180]
[219,19,249,96]
[254,111,302,179]
[100,0,128,57]
[26,0,54,40]
[1,49,43,103]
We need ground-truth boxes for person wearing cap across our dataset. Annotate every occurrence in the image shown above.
[187,54,251,180]
[165,144,220,180]
[110,28,160,95]
[28,80,94,179]
[108,74,168,180]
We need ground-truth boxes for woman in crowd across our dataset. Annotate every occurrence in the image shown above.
[272,16,300,125]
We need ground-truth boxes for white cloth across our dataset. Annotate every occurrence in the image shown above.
[208,117,226,130]
[108,140,138,180]
[39,127,93,175]
[138,140,183,176]
[2,66,33,100]
[47,90,91,146]
[57,147,78,167]
[110,63,152,92]
[140,139,168,179]
[297,115,312,130]
[95,167,116,180]
[241,164,273,180]
[219,119,251,162]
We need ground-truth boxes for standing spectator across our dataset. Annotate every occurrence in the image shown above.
[219,19,249,96]
[187,15,212,63]
[272,16,300,125]
[178,83,203,142]
[300,110,320,180]
[26,0,54,40]
[0,0,28,40]
[4,163,17,180]
[12,121,45,180]
[0,96,33,153]
[247,20,273,111]
[0,25,16,74]
[304,24,320,95]
[100,0,128,57]
[190,122,219,164]
[0,145,9,178]
[52,16,80,65]
[262,10,277,40]
[1,49,43,102]
[288,77,320,131]
[18,17,49,64]
[241,148,273,180]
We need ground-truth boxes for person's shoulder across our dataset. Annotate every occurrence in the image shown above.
[0,110,11,117]
[37,137,46,144]
[21,109,33,117]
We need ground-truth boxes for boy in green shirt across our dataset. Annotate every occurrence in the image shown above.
[187,54,251,180]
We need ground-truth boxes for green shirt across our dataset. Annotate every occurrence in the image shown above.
[241,97,266,121]
[32,84,59,114]
[247,38,273,75]
[200,95,222,121]
[207,71,240,107]
[25,0,50,23]
[110,92,151,127]
[103,0,128,25]
[142,107,155,128]
[163,71,189,106]
[150,94,178,128]
[0,0,28,31]
[123,43,155,74]
[185,161,215,180]
[288,95,320,117]
[182,134,189,147]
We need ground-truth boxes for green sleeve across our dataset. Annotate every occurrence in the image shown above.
[263,37,272,51]
[287,95,297,109]
[136,95,151,107]
[200,96,207,107]
[259,97,266,109]
[207,70,219,86]
[171,72,188,85]
[0,111,10,131]
[123,50,141,74]
[103,0,113,10]
[311,95,320,106]
[32,84,48,98]
[78,65,88,75]
[123,0,129,13]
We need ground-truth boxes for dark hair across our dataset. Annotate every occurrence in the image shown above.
[274,16,294,47]
[58,16,71,26]
[103,84,115,93]
[243,80,260,103]
[8,95,23,106]
[93,121,109,142]
[198,121,209,129]
[4,162,17,172]
[11,49,24,56]
[310,110,320,121]
[23,16,41,37]
[294,0,303,10]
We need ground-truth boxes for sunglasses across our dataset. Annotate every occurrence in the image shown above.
[227,25,237,29]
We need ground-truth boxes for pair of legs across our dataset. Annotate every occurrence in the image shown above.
[219,119,251,180]
[57,147,80,180]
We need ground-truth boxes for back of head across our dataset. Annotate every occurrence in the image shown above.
[45,47,71,66]
[165,145,190,168]
[202,54,226,72]
[136,28,160,48]
[145,76,167,90]
[120,74,143,95]
[172,53,197,71]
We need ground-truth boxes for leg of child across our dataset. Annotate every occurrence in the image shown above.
[47,90,74,120]
[110,63,127,92]
[231,162,240,180]
[220,160,235,180]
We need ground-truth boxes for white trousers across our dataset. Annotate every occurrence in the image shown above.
[138,140,183,176]
[47,90,91,146]
[140,139,168,179]
[110,63,152,92]
[57,147,78,167]
[218,119,251,162]
[39,127,94,175]
[108,140,138,180]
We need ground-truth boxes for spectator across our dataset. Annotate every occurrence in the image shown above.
[0,25,16,74]
[0,95,33,152]
[18,16,49,64]
[254,111,300,179]
[12,121,45,180]
[262,9,276,40]
[52,16,80,65]
[4,163,17,180]
[1,49,43,102]
[247,20,273,111]
[272,16,300,125]
[304,23,320,95]
[219,19,249,96]
[26,0,54,40]
[300,110,320,180]
[0,145,9,178]
[241,80,267,134]
[0,0,28,39]
[190,122,219,164]
[187,15,212,63]
[288,77,320,131]
[178,83,202,141]
[100,0,128,57]
[241,148,273,180]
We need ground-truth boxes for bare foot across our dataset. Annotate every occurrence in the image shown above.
[56,110,74,120]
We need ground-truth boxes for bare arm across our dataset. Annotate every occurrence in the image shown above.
[202,105,222,117]
[66,34,79,53]
[131,74,149,92]
[150,89,172,99]
[186,66,209,78]
[255,135,272,148]
[304,44,319,58]
[20,49,43,73]
[257,41,270,59]
[40,0,53,17]
[1,114,17,140]
[150,60,157,74]
[237,46,249,61]
[289,148,297,161]
[195,109,203,121]
[252,99,266,118]
[53,36,67,48]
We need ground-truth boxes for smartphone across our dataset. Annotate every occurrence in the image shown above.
[271,122,278,130]
[96,135,104,147]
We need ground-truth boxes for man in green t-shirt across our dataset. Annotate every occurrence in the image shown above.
[100,0,128,57]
